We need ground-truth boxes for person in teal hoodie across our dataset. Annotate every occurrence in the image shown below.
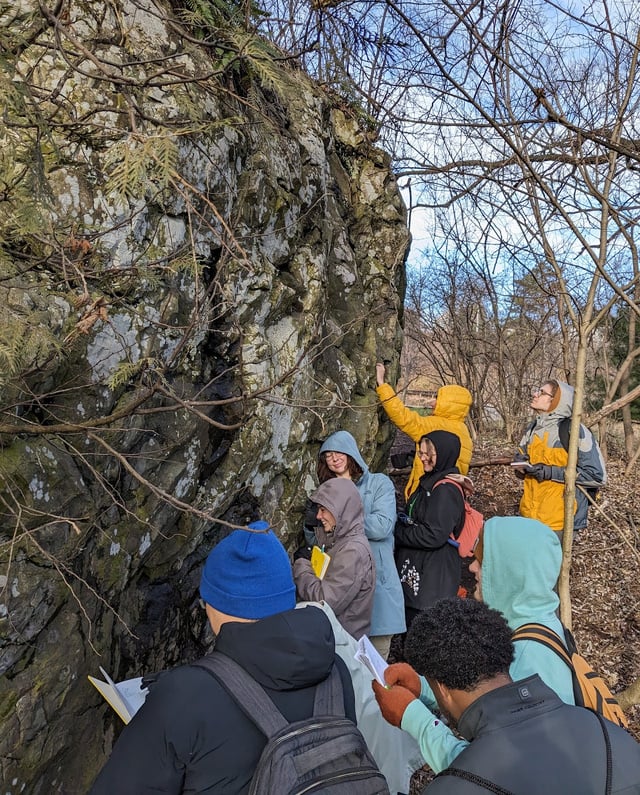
[304,430,406,659]
[372,516,575,772]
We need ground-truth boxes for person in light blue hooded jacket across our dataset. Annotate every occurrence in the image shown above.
[372,516,575,773]
[305,430,406,659]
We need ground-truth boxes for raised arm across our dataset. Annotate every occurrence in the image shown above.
[375,363,426,442]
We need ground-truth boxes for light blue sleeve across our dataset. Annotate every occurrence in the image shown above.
[400,699,469,773]
[363,474,396,541]
[419,674,437,709]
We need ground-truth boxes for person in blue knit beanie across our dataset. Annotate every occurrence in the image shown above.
[90,521,356,795]
[199,521,296,621]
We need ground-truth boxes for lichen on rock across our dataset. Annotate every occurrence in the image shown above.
[0,0,408,788]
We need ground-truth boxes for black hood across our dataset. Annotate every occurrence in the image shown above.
[420,429,461,490]
[215,606,335,691]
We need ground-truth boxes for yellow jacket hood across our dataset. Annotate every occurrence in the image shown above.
[433,385,472,422]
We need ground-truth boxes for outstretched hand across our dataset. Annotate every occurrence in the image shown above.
[372,680,416,727]
[375,362,386,386]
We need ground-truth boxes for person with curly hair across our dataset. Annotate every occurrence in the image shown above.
[374,599,640,794]
[373,517,576,774]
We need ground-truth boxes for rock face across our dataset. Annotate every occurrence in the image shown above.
[0,1,408,790]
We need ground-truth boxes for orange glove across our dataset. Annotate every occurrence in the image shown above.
[372,680,417,727]
[383,662,421,697]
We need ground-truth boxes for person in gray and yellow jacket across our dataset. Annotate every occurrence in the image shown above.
[513,379,606,534]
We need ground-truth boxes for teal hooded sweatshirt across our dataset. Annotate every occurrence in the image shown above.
[399,516,575,773]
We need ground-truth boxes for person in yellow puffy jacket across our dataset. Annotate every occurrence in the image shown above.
[375,363,473,501]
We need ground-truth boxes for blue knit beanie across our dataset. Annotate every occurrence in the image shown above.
[199,522,296,619]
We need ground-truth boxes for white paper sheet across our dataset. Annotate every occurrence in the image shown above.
[354,635,388,686]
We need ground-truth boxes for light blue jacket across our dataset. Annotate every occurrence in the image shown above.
[317,431,406,636]
[401,516,575,772]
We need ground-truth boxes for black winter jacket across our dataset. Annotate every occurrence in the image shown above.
[90,606,356,794]
[426,675,640,794]
[395,431,464,611]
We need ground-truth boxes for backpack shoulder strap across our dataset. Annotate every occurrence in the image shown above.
[433,477,466,504]
[194,654,345,732]
[193,652,288,737]
[561,624,579,655]
[558,416,571,451]
[435,767,516,795]
[433,476,464,494]
[511,623,573,668]
[311,663,345,717]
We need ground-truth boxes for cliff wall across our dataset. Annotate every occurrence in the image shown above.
[0,1,408,790]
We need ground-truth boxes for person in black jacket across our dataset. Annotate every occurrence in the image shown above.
[380,598,640,794]
[394,430,465,630]
[89,522,356,795]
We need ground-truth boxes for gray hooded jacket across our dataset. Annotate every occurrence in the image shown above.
[293,478,375,639]
[516,381,606,530]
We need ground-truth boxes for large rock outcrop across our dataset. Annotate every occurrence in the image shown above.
[0,1,408,790]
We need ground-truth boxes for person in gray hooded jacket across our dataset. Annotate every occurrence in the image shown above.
[514,379,606,534]
[294,477,375,639]
[308,431,405,658]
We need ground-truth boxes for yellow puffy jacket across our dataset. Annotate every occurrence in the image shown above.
[376,383,473,500]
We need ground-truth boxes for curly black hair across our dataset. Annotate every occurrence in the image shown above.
[405,598,514,691]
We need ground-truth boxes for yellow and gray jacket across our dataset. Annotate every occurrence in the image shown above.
[515,381,606,531]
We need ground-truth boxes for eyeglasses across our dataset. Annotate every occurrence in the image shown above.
[533,387,554,399]
[324,451,345,461]
[417,448,432,460]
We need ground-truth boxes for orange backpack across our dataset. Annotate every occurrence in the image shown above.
[434,477,484,558]
[512,622,628,728]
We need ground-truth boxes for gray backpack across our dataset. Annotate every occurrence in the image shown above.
[195,652,390,795]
